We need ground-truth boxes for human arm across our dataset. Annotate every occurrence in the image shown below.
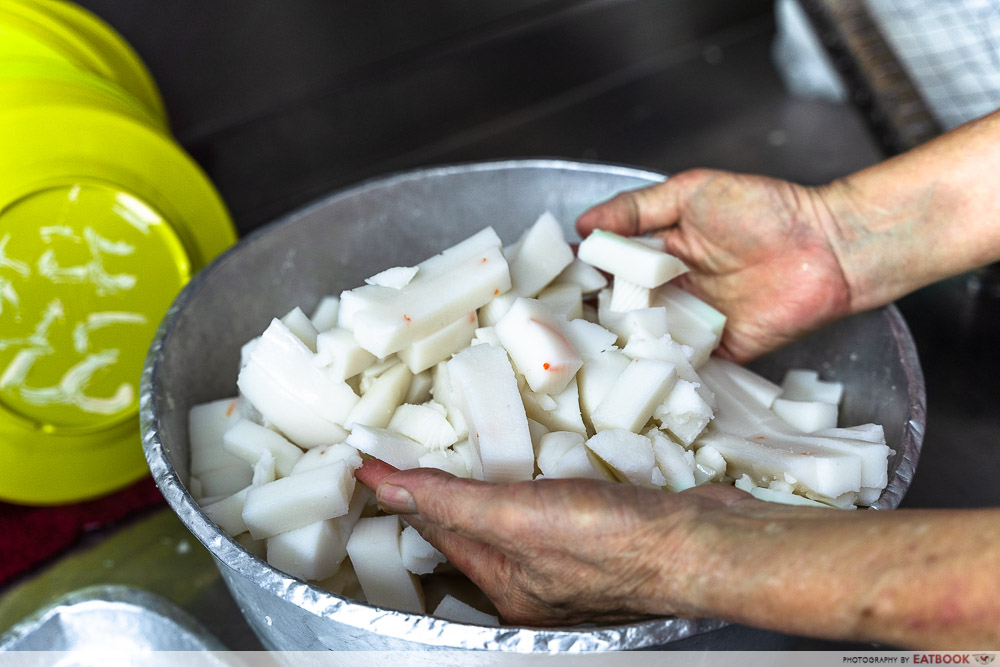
[357,459,1000,649]
[577,109,1000,362]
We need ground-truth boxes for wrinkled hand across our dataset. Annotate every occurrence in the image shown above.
[355,459,752,626]
[577,168,852,363]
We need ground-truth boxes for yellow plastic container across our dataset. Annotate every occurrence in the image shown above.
[0,60,168,132]
[0,98,235,504]
[0,0,166,124]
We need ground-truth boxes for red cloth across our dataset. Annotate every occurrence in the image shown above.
[0,475,165,584]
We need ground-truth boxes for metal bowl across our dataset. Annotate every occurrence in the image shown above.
[140,159,925,651]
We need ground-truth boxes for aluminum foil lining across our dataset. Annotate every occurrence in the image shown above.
[0,585,228,653]
[140,159,926,651]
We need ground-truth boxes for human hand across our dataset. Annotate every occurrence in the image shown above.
[577,168,852,363]
[355,458,753,626]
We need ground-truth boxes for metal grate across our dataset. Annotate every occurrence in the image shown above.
[798,0,942,154]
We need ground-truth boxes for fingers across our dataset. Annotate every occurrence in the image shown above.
[576,172,698,239]
[354,457,400,490]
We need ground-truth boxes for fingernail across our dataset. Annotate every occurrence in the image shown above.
[378,483,418,514]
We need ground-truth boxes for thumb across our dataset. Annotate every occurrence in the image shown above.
[575,176,687,239]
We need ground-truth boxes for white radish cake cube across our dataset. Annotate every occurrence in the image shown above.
[189,397,244,476]
[598,289,668,341]
[694,445,727,482]
[561,319,618,360]
[705,358,782,409]
[346,515,424,614]
[508,211,574,297]
[397,311,477,374]
[471,326,502,347]
[405,369,433,404]
[654,379,714,446]
[432,595,500,626]
[750,486,831,507]
[345,424,426,470]
[430,361,468,439]
[238,361,349,448]
[265,485,369,581]
[201,487,250,537]
[526,418,550,457]
[345,362,413,429]
[523,377,587,437]
[813,424,886,444]
[358,356,399,394]
[416,227,504,279]
[577,349,632,432]
[700,358,889,494]
[290,443,363,474]
[242,460,355,540]
[351,246,511,358]
[629,236,665,250]
[309,296,340,332]
[365,265,419,289]
[772,398,839,433]
[266,520,345,581]
[418,447,472,478]
[239,338,258,369]
[315,559,364,599]
[780,369,845,405]
[696,427,862,500]
[477,291,517,327]
[622,335,714,407]
[609,278,652,313]
[536,431,584,476]
[194,459,251,499]
[388,403,459,450]
[338,285,393,332]
[495,297,583,395]
[245,318,359,425]
[503,240,521,263]
[546,442,617,481]
[223,419,303,478]
[452,438,486,480]
[585,429,660,487]
[281,306,319,352]
[649,431,696,492]
[400,525,447,575]
[251,449,276,487]
[653,284,727,338]
[553,257,608,295]
[591,359,678,433]
[447,344,534,483]
[577,229,688,288]
[313,328,377,381]
[536,283,583,321]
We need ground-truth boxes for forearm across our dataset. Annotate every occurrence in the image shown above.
[668,500,1000,648]
[819,110,1000,313]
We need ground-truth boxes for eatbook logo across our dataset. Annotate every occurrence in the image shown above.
[974,656,995,665]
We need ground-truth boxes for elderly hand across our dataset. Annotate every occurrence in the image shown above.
[355,458,750,626]
[576,168,852,363]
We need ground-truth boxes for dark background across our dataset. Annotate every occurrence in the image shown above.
[76,0,882,235]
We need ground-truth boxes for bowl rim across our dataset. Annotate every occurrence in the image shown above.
[140,158,926,650]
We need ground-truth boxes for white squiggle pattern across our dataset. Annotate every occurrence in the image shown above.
[72,311,147,354]
[0,234,30,278]
[18,348,134,415]
[36,227,137,296]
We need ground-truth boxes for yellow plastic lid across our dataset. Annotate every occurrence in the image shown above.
[0,105,236,504]
[0,61,167,133]
[11,0,166,123]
